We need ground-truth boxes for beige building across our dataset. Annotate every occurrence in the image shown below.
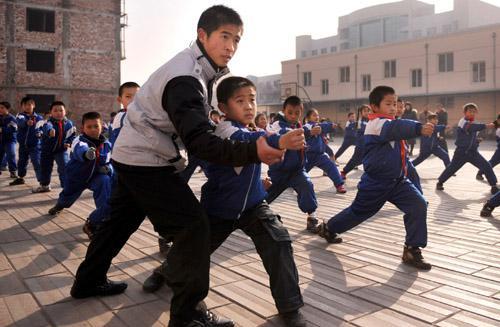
[266,0,500,131]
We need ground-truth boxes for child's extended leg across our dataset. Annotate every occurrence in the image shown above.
[481,190,500,217]
[469,151,498,194]
[289,170,318,233]
[49,181,85,215]
[432,146,451,168]
[33,151,54,193]
[411,151,431,167]
[437,151,467,190]
[314,153,346,193]
[86,174,113,238]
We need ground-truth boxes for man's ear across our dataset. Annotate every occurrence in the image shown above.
[197,28,208,45]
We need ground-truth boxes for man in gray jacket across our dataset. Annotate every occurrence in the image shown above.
[70,5,301,327]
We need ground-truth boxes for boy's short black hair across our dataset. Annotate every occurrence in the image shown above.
[463,103,478,112]
[21,96,35,105]
[347,112,354,117]
[305,108,318,119]
[397,98,403,103]
[0,101,11,110]
[369,86,395,106]
[110,111,117,118]
[118,82,140,96]
[50,101,65,111]
[82,111,102,125]
[426,113,438,121]
[283,96,302,109]
[216,76,255,104]
[198,5,243,37]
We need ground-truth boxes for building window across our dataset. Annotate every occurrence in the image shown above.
[330,46,337,53]
[362,74,371,91]
[301,50,307,58]
[439,96,454,108]
[321,79,329,95]
[340,28,349,40]
[472,61,486,82]
[340,102,351,112]
[426,27,437,36]
[340,42,349,50]
[438,52,454,72]
[413,30,422,38]
[26,94,55,113]
[384,60,397,78]
[340,66,350,83]
[312,49,318,56]
[411,69,422,87]
[26,49,55,73]
[321,48,327,54]
[26,8,55,33]
[303,72,312,87]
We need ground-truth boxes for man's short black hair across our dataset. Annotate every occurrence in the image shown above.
[50,101,65,111]
[119,82,140,96]
[283,96,302,109]
[21,96,35,105]
[0,101,11,110]
[216,76,255,104]
[198,5,243,37]
[82,111,102,125]
[369,86,396,107]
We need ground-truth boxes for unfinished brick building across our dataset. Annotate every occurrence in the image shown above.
[0,0,122,125]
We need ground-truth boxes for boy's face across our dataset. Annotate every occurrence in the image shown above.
[256,114,267,128]
[198,24,242,67]
[361,107,370,118]
[82,118,102,139]
[308,110,319,123]
[405,104,411,111]
[219,86,256,126]
[348,114,355,122]
[22,101,35,114]
[371,94,397,116]
[117,86,139,109]
[429,117,438,125]
[464,107,477,120]
[396,101,404,116]
[0,104,8,115]
[283,104,302,124]
[51,105,66,120]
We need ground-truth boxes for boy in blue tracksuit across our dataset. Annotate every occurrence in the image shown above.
[33,101,76,193]
[317,86,434,270]
[48,112,113,239]
[436,103,498,194]
[303,108,346,193]
[142,77,306,326]
[340,105,370,179]
[476,114,500,181]
[412,113,450,168]
[335,112,357,160]
[266,96,319,233]
[10,97,43,186]
[0,101,18,178]
[109,82,140,147]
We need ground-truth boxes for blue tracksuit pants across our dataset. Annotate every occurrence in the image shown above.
[488,190,500,208]
[343,144,364,174]
[305,153,344,187]
[438,149,497,186]
[40,150,69,186]
[327,175,428,247]
[335,137,356,159]
[478,148,500,176]
[412,146,450,168]
[266,169,318,214]
[57,174,112,225]
[0,142,17,172]
[17,145,41,180]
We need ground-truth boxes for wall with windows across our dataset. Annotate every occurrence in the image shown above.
[0,0,121,123]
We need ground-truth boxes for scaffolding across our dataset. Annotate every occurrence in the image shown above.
[120,0,128,60]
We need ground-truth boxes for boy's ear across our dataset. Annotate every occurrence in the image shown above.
[369,104,377,112]
[218,102,228,115]
[116,96,122,104]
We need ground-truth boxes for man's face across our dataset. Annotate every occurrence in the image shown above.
[198,24,243,67]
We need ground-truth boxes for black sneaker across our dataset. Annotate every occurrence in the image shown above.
[480,203,494,217]
[9,177,25,186]
[143,268,166,293]
[436,182,444,191]
[317,222,342,244]
[168,310,235,327]
[476,172,485,181]
[71,279,128,299]
[491,185,499,195]
[402,246,432,271]
[48,204,64,215]
[280,310,307,327]
[158,237,172,257]
[306,216,319,233]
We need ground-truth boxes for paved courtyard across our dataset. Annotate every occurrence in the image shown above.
[1,140,499,326]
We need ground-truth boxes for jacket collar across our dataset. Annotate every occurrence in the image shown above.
[369,113,395,120]
[191,40,229,85]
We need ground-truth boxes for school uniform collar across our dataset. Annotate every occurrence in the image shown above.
[369,113,395,120]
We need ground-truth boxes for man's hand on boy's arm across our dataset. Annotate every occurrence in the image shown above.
[256,136,284,165]
[310,125,322,136]
[486,122,496,129]
[421,123,434,137]
[279,128,306,150]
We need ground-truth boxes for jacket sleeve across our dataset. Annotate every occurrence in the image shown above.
[64,122,76,144]
[5,117,18,135]
[163,76,259,166]
[42,121,54,135]
[72,140,90,162]
[229,129,266,143]
[16,115,27,129]
[462,121,486,133]
[380,119,422,142]
[320,122,334,134]
[436,124,446,133]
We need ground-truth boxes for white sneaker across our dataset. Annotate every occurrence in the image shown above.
[32,185,51,193]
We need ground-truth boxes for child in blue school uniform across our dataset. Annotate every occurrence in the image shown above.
[303,108,346,193]
[265,96,319,233]
[436,103,498,194]
[10,97,43,186]
[32,101,76,193]
[109,82,140,147]
[0,101,18,178]
[335,112,357,160]
[476,114,500,181]
[340,105,370,180]
[411,113,450,169]
[317,86,434,270]
[48,112,113,239]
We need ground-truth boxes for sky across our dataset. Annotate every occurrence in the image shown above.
[120,0,500,84]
